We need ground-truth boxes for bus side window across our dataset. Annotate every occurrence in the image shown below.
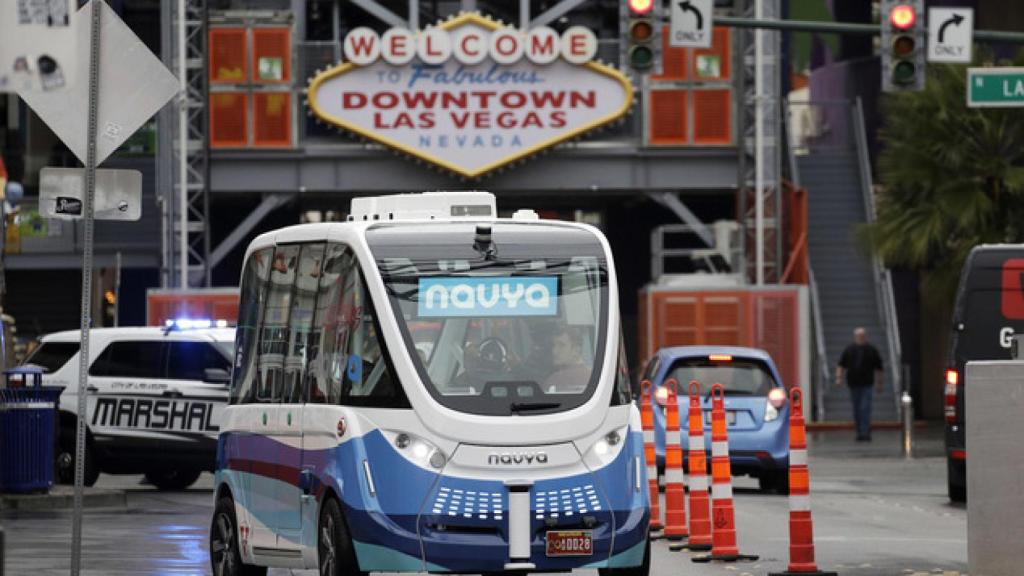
[230,246,272,404]
[256,245,300,404]
[309,244,356,404]
[283,243,324,404]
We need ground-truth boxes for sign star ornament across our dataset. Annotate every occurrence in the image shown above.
[307,13,634,179]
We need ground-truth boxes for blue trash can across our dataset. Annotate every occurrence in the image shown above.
[0,367,64,494]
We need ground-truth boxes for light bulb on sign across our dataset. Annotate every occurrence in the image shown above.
[628,0,653,15]
[889,5,916,30]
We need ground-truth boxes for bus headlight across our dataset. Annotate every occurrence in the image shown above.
[386,431,447,470]
[582,427,628,467]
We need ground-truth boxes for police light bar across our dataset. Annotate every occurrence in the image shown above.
[164,318,230,330]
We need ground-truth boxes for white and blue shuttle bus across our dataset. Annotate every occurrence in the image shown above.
[210,192,650,576]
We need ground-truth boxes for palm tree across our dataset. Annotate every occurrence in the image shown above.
[865,50,1024,305]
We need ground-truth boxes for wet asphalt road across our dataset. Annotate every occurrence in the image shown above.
[0,427,967,576]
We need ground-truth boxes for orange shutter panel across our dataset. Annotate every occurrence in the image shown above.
[649,89,688,145]
[252,28,291,84]
[209,28,247,83]
[692,89,731,145]
[210,92,249,148]
[691,27,731,81]
[653,25,688,81]
[253,92,292,147]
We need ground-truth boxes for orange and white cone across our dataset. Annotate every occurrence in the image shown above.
[662,379,689,541]
[640,380,663,533]
[768,388,837,576]
[693,383,758,563]
[671,380,712,552]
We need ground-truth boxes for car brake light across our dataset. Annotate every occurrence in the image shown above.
[654,386,670,407]
[708,354,732,362]
[944,369,959,424]
[767,387,787,409]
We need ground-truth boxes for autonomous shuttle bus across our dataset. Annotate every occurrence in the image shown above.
[211,192,649,576]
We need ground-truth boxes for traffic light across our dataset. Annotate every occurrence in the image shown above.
[623,0,661,72]
[881,0,925,92]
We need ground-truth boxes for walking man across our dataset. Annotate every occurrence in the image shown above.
[835,327,884,441]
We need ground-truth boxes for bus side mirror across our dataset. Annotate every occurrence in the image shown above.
[204,368,231,385]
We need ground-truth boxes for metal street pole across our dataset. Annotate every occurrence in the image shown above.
[754,0,764,286]
[177,0,188,289]
[70,0,103,574]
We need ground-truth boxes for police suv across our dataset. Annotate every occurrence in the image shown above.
[23,324,234,489]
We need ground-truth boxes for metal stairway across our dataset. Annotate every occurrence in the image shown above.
[791,100,901,422]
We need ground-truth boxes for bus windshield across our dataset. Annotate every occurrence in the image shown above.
[368,223,609,416]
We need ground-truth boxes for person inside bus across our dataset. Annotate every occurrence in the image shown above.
[544,326,592,394]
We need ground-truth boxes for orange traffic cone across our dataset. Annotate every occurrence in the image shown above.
[768,388,837,576]
[670,380,712,552]
[693,383,758,563]
[640,380,663,533]
[662,379,689,541]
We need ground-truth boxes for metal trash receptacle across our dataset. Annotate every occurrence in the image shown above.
[0,367,64,494]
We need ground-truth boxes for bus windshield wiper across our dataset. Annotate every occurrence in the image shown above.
[510,402,561,413]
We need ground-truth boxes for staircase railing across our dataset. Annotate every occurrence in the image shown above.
[784,96,831,421]
[852,97,903,418]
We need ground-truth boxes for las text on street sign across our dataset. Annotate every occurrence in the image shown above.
[670,0,712,48]
[308,13,633,179]
[967,67,1024,108]
[39,167,142,221]
[928,7,973,64]
[0,0,80,93]
[18,0,178,166]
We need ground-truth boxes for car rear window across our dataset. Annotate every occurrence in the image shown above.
[24,342,80,374]
[666,356,777,396]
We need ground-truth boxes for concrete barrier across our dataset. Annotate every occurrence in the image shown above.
[966,360,1024,576]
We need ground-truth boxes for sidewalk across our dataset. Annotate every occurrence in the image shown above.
[0,485,126,512]
[808,422,946,459]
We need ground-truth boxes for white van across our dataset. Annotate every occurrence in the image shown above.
[24,325,235,489]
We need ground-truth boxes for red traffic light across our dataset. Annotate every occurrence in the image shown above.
[889,4,916,30]
[629,0,654,15]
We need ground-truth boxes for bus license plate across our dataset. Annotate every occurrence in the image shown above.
[545,530,593,557]
[704,411,737,425]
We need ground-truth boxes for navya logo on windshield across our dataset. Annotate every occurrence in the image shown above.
[418,277,558,317]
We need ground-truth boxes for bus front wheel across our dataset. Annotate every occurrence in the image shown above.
[319,497,366,576]
[210,495,266,576]
[598,537,650,576]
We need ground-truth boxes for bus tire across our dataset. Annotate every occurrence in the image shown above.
[145,467,202,491]
[598,537,650,576]
[319,497,366,576]
[210,495,267,576]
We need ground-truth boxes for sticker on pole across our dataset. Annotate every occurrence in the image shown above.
[39,167,142,221]
[417,277,559,317]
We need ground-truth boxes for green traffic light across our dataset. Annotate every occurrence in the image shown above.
[892,60,916,84]
[629,45,654,69]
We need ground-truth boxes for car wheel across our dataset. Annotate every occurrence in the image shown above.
[145,467,202,491]
[56,431,99,487]
[758,470,789,495]
[598,537,650,576]
[319,497,366,576]
[210,495,267,576]
[947,458,966,503]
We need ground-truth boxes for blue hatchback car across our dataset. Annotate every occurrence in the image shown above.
[641,345,790,493]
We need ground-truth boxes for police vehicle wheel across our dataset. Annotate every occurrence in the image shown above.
[318,497,365,576]
[210,496,266,576]
[144,467,202,491]
[56,433,99,487]
[598,537,650,576]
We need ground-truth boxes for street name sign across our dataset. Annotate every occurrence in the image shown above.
[18,0,179,166]
[39,167,142,221]
[967,67,1024,108]
[670,0,713,48]
[928,7,973,64]
[0,0,81,93]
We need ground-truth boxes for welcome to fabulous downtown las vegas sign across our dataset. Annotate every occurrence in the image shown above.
[307,13,634,179]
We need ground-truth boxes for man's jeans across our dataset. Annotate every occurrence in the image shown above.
[849,385,873,439]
